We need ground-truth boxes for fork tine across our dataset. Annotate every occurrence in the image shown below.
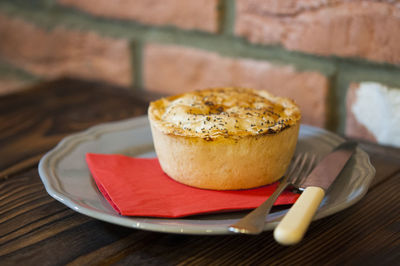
[285,154,303,178]
[299,154,317,185]
[295,153,318,187]
[306,154,317,173]
[297,154,311,181]
[290,153,309,184]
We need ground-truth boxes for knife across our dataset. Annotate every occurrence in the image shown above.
[273,141,357,245]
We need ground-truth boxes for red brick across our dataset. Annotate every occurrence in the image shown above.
[345,83,377,142]
[236,0,400,64]
[238,0,329,15]
[0,14,132,87]
[59,0,219,33]
[144,43,329,127]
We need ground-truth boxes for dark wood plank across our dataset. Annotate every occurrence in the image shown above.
[0,78,149,178]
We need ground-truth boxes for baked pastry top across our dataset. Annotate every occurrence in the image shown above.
[149,87,301,140]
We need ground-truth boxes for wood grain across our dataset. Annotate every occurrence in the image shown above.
[0,78,148,178]
[0,78,399,265]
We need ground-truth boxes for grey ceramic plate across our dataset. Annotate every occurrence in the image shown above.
[39,116,375,235]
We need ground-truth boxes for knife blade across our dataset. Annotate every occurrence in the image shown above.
[274,141,357,245]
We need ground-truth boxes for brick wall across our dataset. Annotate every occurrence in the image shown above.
[0,0,400,146]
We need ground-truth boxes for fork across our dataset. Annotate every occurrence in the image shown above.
[228,153,317,234]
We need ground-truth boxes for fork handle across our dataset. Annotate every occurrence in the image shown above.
[274,186,325,245]
[228,178,290,234]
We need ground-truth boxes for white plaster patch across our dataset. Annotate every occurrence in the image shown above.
[352,82,400,147]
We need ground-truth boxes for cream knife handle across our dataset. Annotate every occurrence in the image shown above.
[274,186,325,245]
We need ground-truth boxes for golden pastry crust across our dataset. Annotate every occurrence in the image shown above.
[148,87,301,190]
[149,87,300,140]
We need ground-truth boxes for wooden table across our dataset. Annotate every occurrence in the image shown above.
[1,79,399,265]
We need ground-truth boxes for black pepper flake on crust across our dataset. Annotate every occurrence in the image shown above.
[203,136,213,141]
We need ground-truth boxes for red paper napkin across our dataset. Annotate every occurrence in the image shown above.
[86,153,300,218]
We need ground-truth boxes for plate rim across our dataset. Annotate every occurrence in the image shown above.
[38,116,375,235]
